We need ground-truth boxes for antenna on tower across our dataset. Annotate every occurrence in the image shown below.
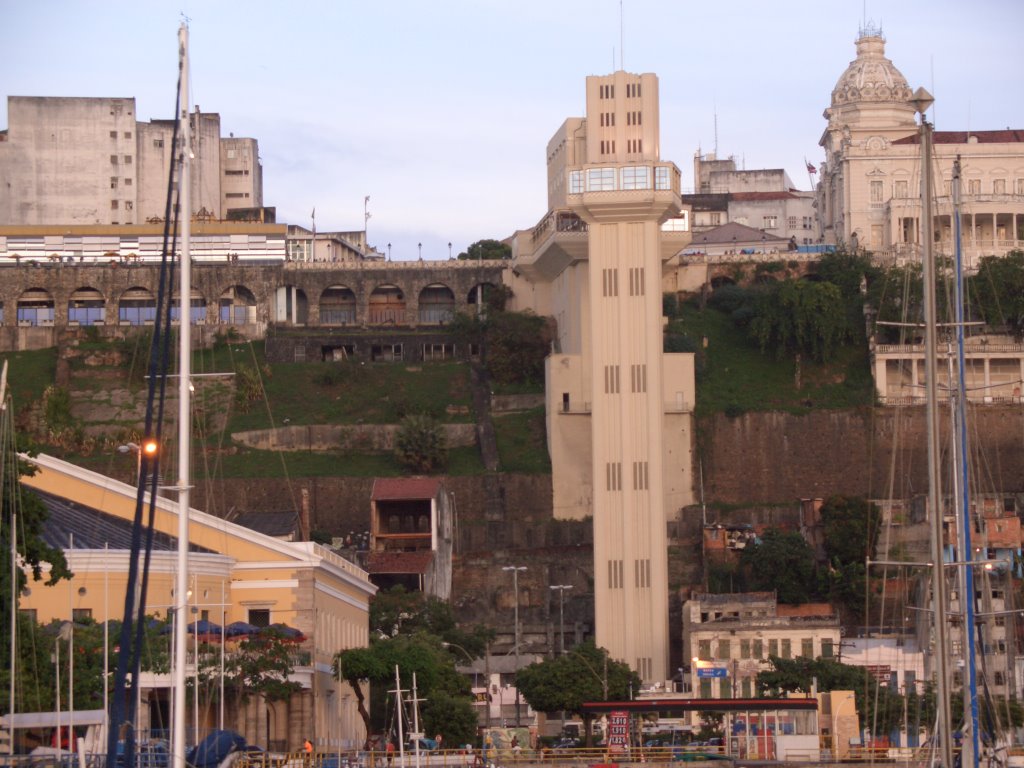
[713,102,719,157]
[620,0,625,71]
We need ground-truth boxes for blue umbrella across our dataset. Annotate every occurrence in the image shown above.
[224,621,260,638]
[187,619,223,636]
[260,623,305,641]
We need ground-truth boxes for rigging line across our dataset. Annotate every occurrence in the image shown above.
[243,341,302,519]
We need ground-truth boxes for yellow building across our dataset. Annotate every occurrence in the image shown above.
[509,70,696,685]
[18,453,376,752]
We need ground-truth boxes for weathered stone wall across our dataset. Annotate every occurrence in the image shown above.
[699,405,1024,504]
[231,423,478,451]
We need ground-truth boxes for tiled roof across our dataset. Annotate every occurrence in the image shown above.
[689,221,790,246]
[729,191,800,201]
[229,510,299,537]
[33,488,214,553]
[366,550,434,574]
[893,129,1024,145]
[776,603,835,618]
[371,477,442,501]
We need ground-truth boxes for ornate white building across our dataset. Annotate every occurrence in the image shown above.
[817,26,1024,265]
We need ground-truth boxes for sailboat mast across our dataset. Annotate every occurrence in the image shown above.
[915,88,955,768]
[171,21,192,768]
[952,157,980,768]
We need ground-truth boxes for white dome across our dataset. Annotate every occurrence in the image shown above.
[831,33,913,107]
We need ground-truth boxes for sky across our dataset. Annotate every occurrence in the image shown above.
[3,0,1023,261]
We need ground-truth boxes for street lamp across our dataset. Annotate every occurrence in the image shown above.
[502,565,527,725]
[549,585,573,655]
[118,438,158,484]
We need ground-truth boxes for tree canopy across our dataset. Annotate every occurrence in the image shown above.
[970,250,1024,339]
[516,641,641,745]
[457,239,512,261]
[394,414,447,473]
[739,528,821,604]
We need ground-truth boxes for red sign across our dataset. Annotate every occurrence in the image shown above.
[607,710,630,754]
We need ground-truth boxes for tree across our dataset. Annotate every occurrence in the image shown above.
[739,528,820,604]
[395,414,447,473]
[335,631,476,748]
[820,495,880,623]
[448,308,551,387]
[750,279,849,363]
[970,251,1024,339]
[758,655,904,736]
[371,586,493,657]
[457,239,511,261]
[516,640,640,746]
[223,629,302,703]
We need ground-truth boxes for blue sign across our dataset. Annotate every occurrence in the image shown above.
[697,667,728,678]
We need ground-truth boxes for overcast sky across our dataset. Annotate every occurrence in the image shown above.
[4,1,1022,260]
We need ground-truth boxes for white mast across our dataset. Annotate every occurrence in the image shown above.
[171,21,193,768]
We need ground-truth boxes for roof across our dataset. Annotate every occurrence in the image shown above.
[34,489,214,553]
[366,550,434,574]
[690,222,790,246]
[776,603,836,618]
[371,477,442,501]
[892,130,1024,145]
[229,510,299,538]
[729,191,801,201]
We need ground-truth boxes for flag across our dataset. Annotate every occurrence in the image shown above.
[806,162,817,174]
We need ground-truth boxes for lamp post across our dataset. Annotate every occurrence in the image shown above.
[118,439,158,485]
[549,585,573,655]
[502,565,527,725]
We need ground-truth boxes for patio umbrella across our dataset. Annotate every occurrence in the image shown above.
[260,623,305,641]
[187,619,223,636]
[224,621,260,638]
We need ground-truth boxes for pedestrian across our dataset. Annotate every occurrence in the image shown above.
[304,738,314,768]
[386,740,395,767]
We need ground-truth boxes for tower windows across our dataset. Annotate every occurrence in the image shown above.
[632,461,649,490]
[608,559,624,588]
[600,84,615,99]
[630,364,647,393]
[600,139,616,155]
[606,462,623,491]
[626,82,642,98]
[604,365,620,394]
[634,559,651,588]
[628,267,645,296]
[602,268,619,296]
[600,112,615,127]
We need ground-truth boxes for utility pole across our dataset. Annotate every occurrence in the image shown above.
[503,566,527,726]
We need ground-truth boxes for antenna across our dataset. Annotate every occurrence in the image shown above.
[620,0,625,71]
[713,102,718,157]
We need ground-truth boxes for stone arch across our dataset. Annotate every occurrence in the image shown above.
[273,285,309,325]
[170,288,208,325]
[418,283,455,324]
[709,275,736,290]
[219,285,258,325]
[319,285,357,325]
[17,288,54,326]
[368,284,405,325]
[466,281,500,308]
[68,287,106,325]
[118,286,157,325]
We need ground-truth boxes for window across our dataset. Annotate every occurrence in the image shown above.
[801,638,814,658]
[111,200,119,210]
[600,112,615,127]
[226,148,237,158]
[248,608,270,627]
[587,168,616,191]
[608,559,624,588]
[627,111,642,126]
[125,178,132,186]
[604,365,620,394]
[634,558,650,588]
[1016,178,1024,195]
[153,138,164,149]
[781,639,792,659]
[968,179,981,194]
[225,169,248,176]
[125,201,133,211]
[753,639,764,658]
[602,268,619,296]
[569,170,584,194]
[895,179,908,198]
[763,215,778,229]
[110,177,118,189]
[717,639,730,659]
[123,155,132,165]
[225,192,249,198]
[599,140,616,155]
[632,461,649,490]
[655,166,671,190]
[606,462,622,490]
[201,610,209,622]
[109,130,117,139]
[741,678,752,698]
[621,166,650,190]
[626,138,643,154]
[124,131,132,139]
[768,639,779,657]
[870,180,884,202]
[628,267,645,296]
[72,608,92,621]
[710,212,723,226]
[700,679,712,698]
[994,179,1006,194]
[600,84,615,99]
[630,364,647,393]
[626,82,641,98]
[995,616,1006,627]
[788,216,798,229]
[740,639,751,659]
[698,640,712,659]
[110,155,118,165]
[821,638,834,657]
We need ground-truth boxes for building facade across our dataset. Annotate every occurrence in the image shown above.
[509,70,697,685]
[0,97,263,225]
[19,453,377,752]
[816,28,1024,262]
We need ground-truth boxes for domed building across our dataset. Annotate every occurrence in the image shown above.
[817,25,1024,262]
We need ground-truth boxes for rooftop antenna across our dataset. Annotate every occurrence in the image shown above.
[620,0,624,71]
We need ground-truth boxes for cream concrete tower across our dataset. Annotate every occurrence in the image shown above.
[512,71,692,684]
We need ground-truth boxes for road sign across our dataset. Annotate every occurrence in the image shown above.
[697,666,728,678]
